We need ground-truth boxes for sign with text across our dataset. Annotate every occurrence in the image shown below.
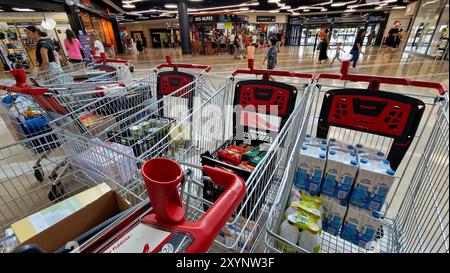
[193,16,215,23]
[256,16,276,23]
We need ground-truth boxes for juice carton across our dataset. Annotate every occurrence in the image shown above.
[341,205,382,250]
[294,145,327,196]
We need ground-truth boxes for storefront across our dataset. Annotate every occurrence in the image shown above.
[0,12,72,72]
[405,0,449,60]
[247,14,287,44]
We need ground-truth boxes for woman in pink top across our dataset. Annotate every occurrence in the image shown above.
[64,29,83,63]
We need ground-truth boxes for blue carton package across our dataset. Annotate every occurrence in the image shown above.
[328,138,356,152]
[341,205,382,250]
[349,158,396,212]
[304,134,328,147]
[321,195,347,236]
[294,145,327,196]
[321,149,358,201]
[355,143,386,160]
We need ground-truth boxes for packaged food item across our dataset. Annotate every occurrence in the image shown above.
[130,125,142,139]
[238,143,252,152]
[349,158,395,212]
[298,228,321,253]
[218,148,242,166]
[321,195,348,236]
[294,145,327,196]
[239,161,256,172]
[355,143,386,160]
[242,147,261,161]
[321,149,358,202]
[328,138,355,152]
[341,205,382,250]
[249,152,266,166]
[259,143,271,152]
[278,218,300,253]
[304,134,328,147]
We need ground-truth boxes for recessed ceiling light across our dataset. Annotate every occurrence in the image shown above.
[12,7,35,11]
[344,9,355,12]
[0,9,4,11]
[189,0,204,2]
[165,4,178,9]
[375,6,383,9]
[123,4,136,8]
[280,5,291,10]
[268,0,280,3]
[392,6,406,9]
[239,7,249,11]
[303,9,310,12]
[331,1,357,7]
[384,0,398,3]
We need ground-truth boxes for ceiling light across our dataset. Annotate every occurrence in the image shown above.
[321,8,328,11]
[313,1,333,6]
[392,6,406,9]
[375,6,383,9]
[12,7,35,11]
[344,9,354,12]
[0,9,4,11]
[280,5,291,10]
[331,1,357,7]
[304,9,310,12]
[164,4,178,9]
[383,0,398,3]
[268,0,280,3]
[239,7,249,11]
[123,4,136,8]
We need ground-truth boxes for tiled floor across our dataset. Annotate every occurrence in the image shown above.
[0,45,448,253]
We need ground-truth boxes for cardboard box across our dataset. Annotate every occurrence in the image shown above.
[11,183,130,253]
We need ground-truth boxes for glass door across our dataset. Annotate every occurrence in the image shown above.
[288,25,301,46]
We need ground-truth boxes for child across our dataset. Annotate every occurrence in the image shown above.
[331,42,346,64]
[261,37,278,81]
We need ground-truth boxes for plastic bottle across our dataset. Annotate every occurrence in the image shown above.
[278,218,300,253]
[298,229,321,253]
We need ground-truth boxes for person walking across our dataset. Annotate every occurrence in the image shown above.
[330,42,346,64]
[233,35,242,60]
[93,35,105,56]
[349,29,366,68]
[384,25,399,54]
[318,29,330,64]
[25,26,70,84]
[261,37,278,81]
[64,29,84,63]
[218,33,226,55]
[136,38,143,53]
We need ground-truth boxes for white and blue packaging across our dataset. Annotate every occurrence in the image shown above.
[328,138,356,153]
[349,158,396,212]
[321,149,358,202]
[355,143,386,160]
[304,134,328,147]
[321,195,348,236]
[294,144,327,196]
[341,205,382,250]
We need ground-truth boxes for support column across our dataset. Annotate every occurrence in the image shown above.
[64,4,85,36]
[178,0,192,54]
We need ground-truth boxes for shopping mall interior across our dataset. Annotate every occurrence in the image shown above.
[0,0,448,255]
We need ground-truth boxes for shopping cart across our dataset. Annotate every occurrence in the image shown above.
[30,54,134,87]
[264,61,449,253]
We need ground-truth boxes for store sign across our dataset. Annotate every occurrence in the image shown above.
[193,16,215,23]
[256,16,276,23]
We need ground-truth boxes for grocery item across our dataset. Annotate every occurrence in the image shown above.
[321,195,348,236]
[341,205,382,249]
[355,143,386,160]
[258,143,271,152]
[130,125,142,139]
[304,134,328,147]
[328,138,355,152]
[278,218,300,253]
[349,158,395,212]
[218,148,243,166]
[242,147,261,161]
[289,188,301,204]
[294,145,327,196]
[321,149,358,201]
[239,161,256,172]
[249,151,267,166]
[298,228,321,253]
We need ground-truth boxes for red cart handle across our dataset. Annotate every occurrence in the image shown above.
[0,69,49,95]
[231,59,314,80]
[317,61,447,96]
[155,55,212,72]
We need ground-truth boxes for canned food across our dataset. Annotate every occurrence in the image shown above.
[140,121,151,131]
[130,125,142,139]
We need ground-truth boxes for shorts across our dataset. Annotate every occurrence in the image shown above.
[220,44,226,48]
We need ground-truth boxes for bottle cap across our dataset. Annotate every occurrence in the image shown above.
[320,154,326,159]
[350,159,357,165]
[321,140,327,145]
[329,150,336,156]
[330,137,336,142]
[360,158,368,164]
[372,211,381,219]
[377,151,385,157]
[301,145,308,150]
[306,134,311,138]
[356,143,363,148]
[320,145,327,151]
[350,152,356,157]
[348,145,355,150]
[382,159,390,165]
[386,169,395,176]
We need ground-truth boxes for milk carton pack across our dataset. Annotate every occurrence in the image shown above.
[341,205,382,249]
[321,149,358,202]
[304,134,328,147]
[355,143,386,160]
[321,195,348,236]
[349,158,396,212]
[294,145,327,196]
[328,138,356,153]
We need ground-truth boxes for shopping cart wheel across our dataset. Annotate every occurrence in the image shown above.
[48,181,65,202]
[33,164,44,182]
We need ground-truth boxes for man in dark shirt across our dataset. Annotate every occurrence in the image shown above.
[349,29,366,68]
